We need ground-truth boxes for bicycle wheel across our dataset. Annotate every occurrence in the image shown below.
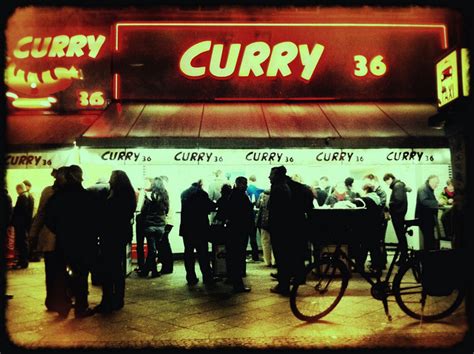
[290,258,349,322]
[393,259,464,321]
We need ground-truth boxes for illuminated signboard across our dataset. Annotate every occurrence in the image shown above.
[5,31,109,111]
[114,22,447,100]
[436,48,470,108]
[79,148,451,166]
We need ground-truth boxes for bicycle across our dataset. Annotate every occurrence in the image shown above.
[290,217,465,322]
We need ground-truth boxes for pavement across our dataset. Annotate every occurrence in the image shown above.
[2,257,471,351]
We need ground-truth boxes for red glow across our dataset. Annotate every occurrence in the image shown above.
[115,22,448,52]
[113,21,448,101]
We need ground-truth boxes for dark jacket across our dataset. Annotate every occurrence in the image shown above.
[287,178,314,223]
[389,179,409,216]
[355,195,382,239]
[87,183,110,236]
[45,184,99,263]
[269,177,313,234]
[415,182,439,225]
[104,192,137,245]
[315,188,328,207]
[12,192,34,231]
[179,183,216,238]
[226,188,254,234]
[141,191,169,236]
[269,179,292,233]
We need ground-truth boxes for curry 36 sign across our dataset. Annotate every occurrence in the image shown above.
[114,22,447,100]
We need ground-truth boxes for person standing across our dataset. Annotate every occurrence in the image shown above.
[383,173,411,263]
[156,176,174,275]
[29,167,68,311]
[256,189,275,267]
[179,179,216,286]
[246,175,264,262]
[208,169,227,202]
[416,175,441,250]
[226,177,254,293]
[353,184,384,274]
[23,180,39,262]
[268,166,312,296]
[439,178,455,240]
[87,177,110,286]
[138,177,169,278]
[95,170,137,313]
[45,165,98,318]
[12,182,34,269]
[363,173,389,268]
[135,177,153,274]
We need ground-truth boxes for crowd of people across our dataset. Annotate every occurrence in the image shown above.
[3,165,457,318]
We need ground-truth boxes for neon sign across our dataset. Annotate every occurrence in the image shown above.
[114,22,448,100]
[436,48,470,108]
[5,33,108,110]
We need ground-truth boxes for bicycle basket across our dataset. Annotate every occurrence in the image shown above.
[419,249,464,296]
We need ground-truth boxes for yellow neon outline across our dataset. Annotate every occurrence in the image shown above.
[114,22,448,51]
[11,97,52,109]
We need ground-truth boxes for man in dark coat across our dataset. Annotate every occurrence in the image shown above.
[269,166,312,296]
[226,177,254,292]
[45,165,98,318]
[87,178,110,286]
[179,180,216,285]
[416,175,441,250]
[383,173,411,263]
[12,182,34,269]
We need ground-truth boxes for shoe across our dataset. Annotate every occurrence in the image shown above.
[75,308,95,318]
[57,306,72,319]
[137,270,150,278]
[270,272,278,279]
[187,278,199,286]
[233,286,251,293]
[112,300,124,311]
[93,303,113,314]
[13,263,28,270]
[150,271,161,278]
[270,286,290,296]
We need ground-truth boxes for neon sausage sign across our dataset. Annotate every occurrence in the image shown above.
[6,34,107,110]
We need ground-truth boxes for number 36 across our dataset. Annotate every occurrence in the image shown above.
[354,55,387,77]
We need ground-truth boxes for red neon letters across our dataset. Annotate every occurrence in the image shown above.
[179,41,325,81]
